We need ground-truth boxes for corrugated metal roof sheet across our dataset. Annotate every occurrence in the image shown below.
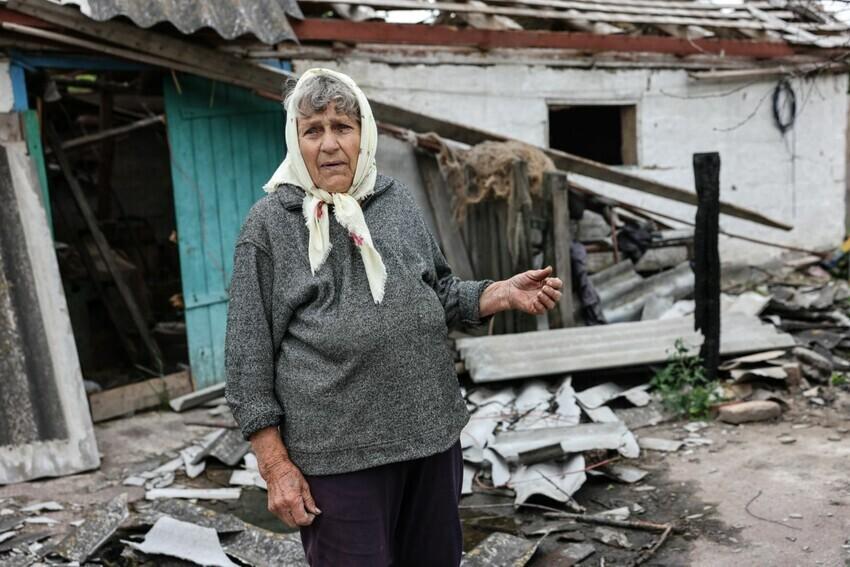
[51,0,302,44]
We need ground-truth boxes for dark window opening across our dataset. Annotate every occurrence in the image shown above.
[549,105,637,166]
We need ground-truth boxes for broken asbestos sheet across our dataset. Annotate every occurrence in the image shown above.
[127,516,237,567]
[490,421,640,464]
[461,376,644,505]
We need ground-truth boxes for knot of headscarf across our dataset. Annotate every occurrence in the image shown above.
[262,68,386,304]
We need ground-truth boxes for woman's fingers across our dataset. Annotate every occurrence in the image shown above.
[302,482,321,515]
[289,499,315,526]
[545,277,563,290]
[537,291,556,310]
[542,285,562,302]
[527,266,553,282]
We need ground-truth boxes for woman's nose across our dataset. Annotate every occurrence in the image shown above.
[319,131,340,152]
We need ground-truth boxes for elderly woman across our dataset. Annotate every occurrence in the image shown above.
[225,68,563,566]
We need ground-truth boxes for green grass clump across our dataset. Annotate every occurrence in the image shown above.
[651,339,722,419]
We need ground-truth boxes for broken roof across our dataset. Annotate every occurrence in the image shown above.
[49,0,303,44]
[301,0,849,49]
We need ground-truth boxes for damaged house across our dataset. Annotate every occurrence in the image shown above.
[1,0,850,564]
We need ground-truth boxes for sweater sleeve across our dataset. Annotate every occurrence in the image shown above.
[225,241,285,441]
[424,226,493,329]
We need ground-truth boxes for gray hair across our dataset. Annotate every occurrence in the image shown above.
[283,75,361,123]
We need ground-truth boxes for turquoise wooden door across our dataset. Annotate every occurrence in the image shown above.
[164,74,286,388]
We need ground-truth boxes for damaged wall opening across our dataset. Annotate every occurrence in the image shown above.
[549,104,637,166]
[28,67,188,390]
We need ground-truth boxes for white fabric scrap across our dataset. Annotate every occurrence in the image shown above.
[126,516,237,567]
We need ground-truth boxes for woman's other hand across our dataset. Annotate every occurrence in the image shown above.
[250,427,321,528]
[480,266,563,317]
[264,459,321,528]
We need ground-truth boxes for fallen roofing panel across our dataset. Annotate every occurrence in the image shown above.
[457,312,795,383]
[0,140,99,483]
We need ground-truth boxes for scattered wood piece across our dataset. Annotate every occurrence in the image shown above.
[61,115,164,151]
[145,488,242,501]
[169,383,225,412]
[53,493,128,563]
[88,371,193,422]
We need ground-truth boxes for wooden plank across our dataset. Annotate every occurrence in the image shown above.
[46,124,164,373]
[415,150,475,281]
[61,114,164,151]
[548,172,575,327]
[88,371,193,422]
[288,19,797,58]
[297,0,788,31]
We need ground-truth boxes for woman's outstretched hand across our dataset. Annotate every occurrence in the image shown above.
[480,266,564,318]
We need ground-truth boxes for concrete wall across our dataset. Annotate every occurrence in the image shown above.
[293,60,849,262]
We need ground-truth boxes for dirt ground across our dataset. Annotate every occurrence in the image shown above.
[1,399,848,566]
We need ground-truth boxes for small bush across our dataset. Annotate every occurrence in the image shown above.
[651,339,722,419]
[831,373,847,387]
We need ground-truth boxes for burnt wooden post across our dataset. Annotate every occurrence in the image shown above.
[693,152,721,382]
[544,171,575,328]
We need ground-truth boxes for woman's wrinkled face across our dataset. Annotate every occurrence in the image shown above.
[297,105,361,193]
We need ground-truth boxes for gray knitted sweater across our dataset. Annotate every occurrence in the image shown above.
[224,174,491,475]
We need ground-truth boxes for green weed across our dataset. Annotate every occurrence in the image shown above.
[651,339,722,419]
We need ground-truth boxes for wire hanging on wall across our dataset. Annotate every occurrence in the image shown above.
[772,78,796,134]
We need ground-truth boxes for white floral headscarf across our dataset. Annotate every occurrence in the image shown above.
[263,68,386,304]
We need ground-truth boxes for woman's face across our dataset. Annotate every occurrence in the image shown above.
[297,105,361,193]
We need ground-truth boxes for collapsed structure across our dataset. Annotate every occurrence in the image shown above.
[0,0,849,564]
